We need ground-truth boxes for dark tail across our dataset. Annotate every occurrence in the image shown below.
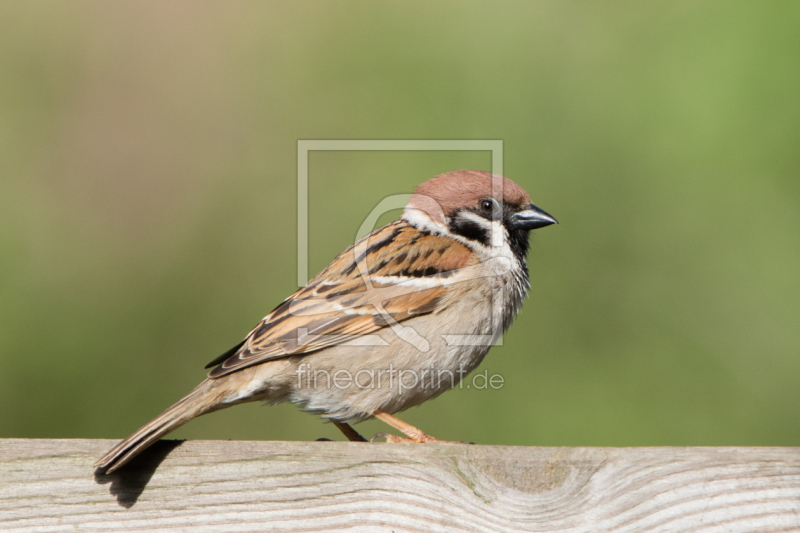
[93,379,221,473]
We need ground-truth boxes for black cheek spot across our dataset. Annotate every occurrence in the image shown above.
[449,218,490,247]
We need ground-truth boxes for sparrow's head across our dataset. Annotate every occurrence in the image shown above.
[403,169,557,260]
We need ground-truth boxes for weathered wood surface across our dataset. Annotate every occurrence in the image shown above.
[0,439,798,532]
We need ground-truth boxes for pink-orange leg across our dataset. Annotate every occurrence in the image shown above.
[372,410,470,444]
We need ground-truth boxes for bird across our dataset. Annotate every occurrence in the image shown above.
[94,169,557,473]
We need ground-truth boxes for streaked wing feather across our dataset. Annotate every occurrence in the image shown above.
[207,220,475,378]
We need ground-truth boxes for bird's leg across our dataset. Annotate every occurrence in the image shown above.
[332,421,368,442]
[372,410,468,443]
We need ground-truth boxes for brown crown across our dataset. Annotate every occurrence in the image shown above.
[406,170,531,225]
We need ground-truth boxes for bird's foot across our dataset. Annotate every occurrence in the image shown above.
[371,409,473,444]
[371,432,410,443]
[370,431,472,444]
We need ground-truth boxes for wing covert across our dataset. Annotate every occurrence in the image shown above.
[206,220,475,378]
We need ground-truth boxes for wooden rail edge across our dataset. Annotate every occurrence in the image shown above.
[1,439,799,532]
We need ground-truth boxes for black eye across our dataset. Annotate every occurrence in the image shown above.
[479,199,495,213]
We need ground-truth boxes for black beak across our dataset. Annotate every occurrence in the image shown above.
[511,203,558,230]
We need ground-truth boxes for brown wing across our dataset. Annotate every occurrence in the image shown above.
[206,220,476,378]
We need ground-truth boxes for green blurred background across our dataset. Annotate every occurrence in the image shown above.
[1,1,798,447]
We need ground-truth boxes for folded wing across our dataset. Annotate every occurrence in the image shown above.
[206,220,476,378]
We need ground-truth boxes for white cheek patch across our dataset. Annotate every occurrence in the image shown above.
[401,208,447,235]
[457,210,492,227]
[403,207,519,268]
[489,219,507,248]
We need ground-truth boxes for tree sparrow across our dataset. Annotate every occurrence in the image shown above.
[95,169,557,473]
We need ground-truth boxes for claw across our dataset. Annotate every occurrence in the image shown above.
[371,432,414,443]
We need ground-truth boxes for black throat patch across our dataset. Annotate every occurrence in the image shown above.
[449,208,531,266]
[508,227,530,264]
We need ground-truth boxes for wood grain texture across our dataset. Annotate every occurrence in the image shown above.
[1,439,798,532]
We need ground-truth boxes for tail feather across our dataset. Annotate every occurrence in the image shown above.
[94,379,221,473]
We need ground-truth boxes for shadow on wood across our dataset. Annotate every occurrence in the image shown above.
[93,439,184,508]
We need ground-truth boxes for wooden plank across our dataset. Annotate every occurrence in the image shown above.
[0,439,798,532]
